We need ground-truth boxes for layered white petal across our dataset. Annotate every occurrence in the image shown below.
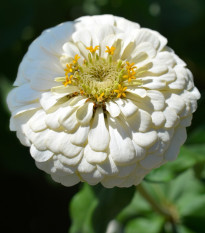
[7,14,200,188]
[88,107,109,151]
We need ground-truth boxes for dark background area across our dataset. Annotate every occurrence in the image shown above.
[0,0,205,233]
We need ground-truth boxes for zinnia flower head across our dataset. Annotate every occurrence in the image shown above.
[7,15,200,188]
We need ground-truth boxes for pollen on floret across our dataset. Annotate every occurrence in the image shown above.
[114,84,127,98]
[96,93,105,102]
[126,61,137,71]
[73,54,80,64]
[105,46,116,55]
[63,75,73,86]
[64,64,73,75]
[56,45,140,104]
[86,45,99,53]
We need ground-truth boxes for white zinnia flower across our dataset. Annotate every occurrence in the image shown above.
[7,15,200,188]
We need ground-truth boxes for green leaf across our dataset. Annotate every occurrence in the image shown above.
[139,170,205,233]
[145,145,205,183]
[92,185,135,233]
[117,190,152,224]
[69,183,135,233]
[69,184,97,233]
[0,76,12,113]
[124,214,164,233]
[176,225,195,233]
[186,125,205,144]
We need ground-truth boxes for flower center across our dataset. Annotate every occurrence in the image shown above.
[55,45,141,103]
[77,56,125,101]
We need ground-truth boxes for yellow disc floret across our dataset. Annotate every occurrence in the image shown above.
[55,45,141,104]
[114,84,127,98]
[105,46,116,55]
[86,45,99,53]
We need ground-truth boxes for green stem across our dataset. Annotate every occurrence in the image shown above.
[137,184,177,223]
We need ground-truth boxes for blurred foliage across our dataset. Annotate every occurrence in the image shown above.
[0,0,205,233]
[70,126,205,233]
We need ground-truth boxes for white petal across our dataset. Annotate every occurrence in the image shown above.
[39,91,76,111]
[45,131,64,153]
[131,42,156,60]
[105,100,121,118]
[108,117,136,165]
[78,157,95,173]
[101,176,124,188]
[97,155,119,176]
[63,42,81,59]
[35,159,53,174]
[163,107,179,128]
[84,144,107,164]
[117,164,136,177]
[134,29,160,50]
[72,29,92,47]
[180,115,193,127]
[140,154,163,169]
[147,90,165,111]
[12,103,41,117]
[13,84,40,104]
[61,111,79,132]
[30,144,53,162]
[76,101,93,124]
[132,141,146,161]
[169,66,186,90]
[77,15,115,28]
[29,129,50,151]
[88,107,109,151]
[30,78,57,91]
[58,151,83,166]
[51,85,79,94]
[114,98,138,118]
[29,110,47,132]
[126,109,152,133]
[16,131,31,146]
[90,25,115,49]
[164,127,187,161]
[126,88,147,98]
[52,159,76,175]
[53,132,82,158]
[45,108,64,129]
[115,16,140,32]
[59,174,80,187]
[131,52,148,65]
[133,131,158,148]
[153,51,176,68]
[70,124,90,145]
[37,22,74,55]
[142,79,166,90]
[151,111,165,128]
[166,93,185,114]
[121,40,135,60]
[151,30,167,51]
[10,110,36,132]
[158,129,174,143]
[80,169,103,185]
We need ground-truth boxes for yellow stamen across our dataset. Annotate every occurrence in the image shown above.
[123,70,137,82]
[114,84,127,98]
[80,89,84,95]
[63,75,73,86]
[64,64,73,76]
[105,46,116,55]
[96,92,105,102]
[86,45,99,53]
[73,54,80,64]
[126,61,136,71]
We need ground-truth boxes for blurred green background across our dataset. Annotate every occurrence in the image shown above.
[1,0,205,233]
